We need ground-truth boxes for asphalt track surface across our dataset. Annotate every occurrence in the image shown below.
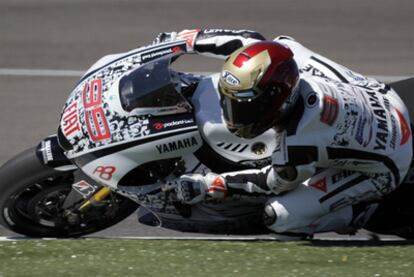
[0,0,413,240]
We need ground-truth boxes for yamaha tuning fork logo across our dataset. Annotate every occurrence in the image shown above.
[222,71,241,86]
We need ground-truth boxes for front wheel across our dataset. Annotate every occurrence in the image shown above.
[0,147,139,237]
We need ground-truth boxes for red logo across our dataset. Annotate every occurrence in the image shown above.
[207,176,227,196]
[153,122,165,130]
[321,95,339,126]
[93,166,116,181]
[72,180,96,198]
[172,46,183,53]
[310,177,327,193]
[396,109,411,145]
[177,29,200,48]
[62,102,80,138]
[212,176,226,189]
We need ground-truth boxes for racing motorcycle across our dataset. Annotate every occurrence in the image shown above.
[0,40,413,238]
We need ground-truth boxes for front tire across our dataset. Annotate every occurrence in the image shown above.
[0,147,139,237]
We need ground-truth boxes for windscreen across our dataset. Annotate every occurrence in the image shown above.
[119,56,189,115]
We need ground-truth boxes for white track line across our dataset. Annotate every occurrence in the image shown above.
[0,68,411,83]
[0,68,84,77]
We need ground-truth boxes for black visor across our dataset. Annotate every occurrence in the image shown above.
[220,92,260,128]
[219,84,286,138]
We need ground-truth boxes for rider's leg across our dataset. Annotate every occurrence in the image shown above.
[264,168,384,235]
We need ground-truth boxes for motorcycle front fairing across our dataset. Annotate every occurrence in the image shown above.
[57,44,203,192]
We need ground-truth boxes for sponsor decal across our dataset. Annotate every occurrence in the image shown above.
[331,170,354,183]
[383,97,391,111]
[354,89,374,147]
[395,109,411,145]
[345,70,365,81]
[357,82,391,95]
[156,136,198,154]
[204,29,254,34]
[320,95,339,126]
[72,180,96,198]
[62,102,80,138]
[158,119,194,129]
[176,29,200,48]
[305,92,318,108]
[389,114,397,149]
[310,177,327,193]
[272,131,288,165]
[93,166,116,181]
[354,117,369,146]
[141,48,175,62]
[301,64,328,79]
[151,117,195,132]
[222,71,241,86]
[369,172,393,194]
[40,140,54,163]
[366,91,389,150]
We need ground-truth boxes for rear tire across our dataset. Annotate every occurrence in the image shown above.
[364,182,414,239]
[0,147,139,237]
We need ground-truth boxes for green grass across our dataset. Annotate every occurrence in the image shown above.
[0,239,413,277]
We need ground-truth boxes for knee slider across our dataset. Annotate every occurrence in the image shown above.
[263,203,277,227]
[263,200,293,233]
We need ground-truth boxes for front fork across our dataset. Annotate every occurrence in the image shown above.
[77,186,112,212]
[35,135,119,223]
[64,185,113,224]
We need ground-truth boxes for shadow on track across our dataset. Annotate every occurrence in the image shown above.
[303,239,414,247]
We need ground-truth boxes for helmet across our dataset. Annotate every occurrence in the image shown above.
[219,41,299,138]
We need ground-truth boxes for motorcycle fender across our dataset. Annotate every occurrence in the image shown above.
[35,135,77,171]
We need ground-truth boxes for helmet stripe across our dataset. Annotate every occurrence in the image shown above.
[233,53,251,68]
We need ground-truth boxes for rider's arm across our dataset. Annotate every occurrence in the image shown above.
[175,161,317,205]
[153,29,266,59]
[222,162,316,196]
[194,29,266,59]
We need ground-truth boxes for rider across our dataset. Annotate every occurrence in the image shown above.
[154,29,413,236]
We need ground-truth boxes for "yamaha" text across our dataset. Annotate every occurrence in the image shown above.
[156,137,198,154]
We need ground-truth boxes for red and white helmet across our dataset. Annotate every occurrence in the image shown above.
[219,41,299,138]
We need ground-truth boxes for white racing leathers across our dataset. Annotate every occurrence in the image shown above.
[190,29,413,234]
